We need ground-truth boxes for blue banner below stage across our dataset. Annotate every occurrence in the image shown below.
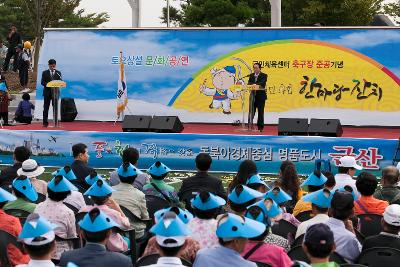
[0,130,396,176]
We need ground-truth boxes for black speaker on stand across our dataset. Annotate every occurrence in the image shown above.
[122,115,152,132]
[308,119,343,137]
[278,118,309,136]
[150,116,184,133]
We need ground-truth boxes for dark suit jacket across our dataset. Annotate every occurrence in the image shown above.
[248,72,268,100]
[178,171,227,203]
[0,162,22,192]
[362,233,400,251]
[71,160,94,192]
[41,69,62,98]
[59,243,133,267]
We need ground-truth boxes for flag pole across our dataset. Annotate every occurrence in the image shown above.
[114,51,123,126]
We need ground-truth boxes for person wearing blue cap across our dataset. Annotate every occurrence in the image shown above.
[246,174,269,193]
[0,187,30,266]
[193,213,266,267]
[17,214,57,267]
[112,162,150,239]
[293,170,327,218]
[59,208,133,267]
[109,147,150,191]
[4,175,37,213]
[244,205,290,251]
[34,175,77,260]
[53,166,86,211]
[242,206,293,267]
[188,191,226,249]
[296,189,333,238]
[80,179,130,252]
[143,206,200,262]
[228,184,263,215]
[302,223,338,267]
[143,161,179,204]
[143,211,191,266]
[84,170,103,187]
[265,187,300,227]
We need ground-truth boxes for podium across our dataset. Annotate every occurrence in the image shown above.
[231,84,264,131]
[46,80,67,127]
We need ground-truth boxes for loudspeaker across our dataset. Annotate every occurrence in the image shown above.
[60,98,78,122]
[122,115,152,132]
[308,118,343,137]
[278,118,309,136]
[150,116,184,133]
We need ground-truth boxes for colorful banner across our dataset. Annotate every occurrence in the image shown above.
[0,130,396,176]
[34,28,400,126]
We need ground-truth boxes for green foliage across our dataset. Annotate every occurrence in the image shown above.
[160,0,388,27]
[384,0,400,24]
[0,0,109,40]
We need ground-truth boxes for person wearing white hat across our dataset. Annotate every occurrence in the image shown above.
[16,214,57,267]
[332,156,362,197]
[362,204,400,251]
[18,159,47,195]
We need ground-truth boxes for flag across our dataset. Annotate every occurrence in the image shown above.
[117,51,128,118]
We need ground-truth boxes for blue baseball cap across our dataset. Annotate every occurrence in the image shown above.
[148,161,171,177]
[228,184,264,205]
[191,191,226,211]
[216,213,266,239]
[51,166,77,181]
[19,214,56,245]
[301,171,328,187]
[155,206,193,224]
[249,198,282,219]
[85,171,103,186]
[84,179,115,197]
[245,205,271,227]
[117,163,143,177]
[246,174,269,189]
[304,223,334,246]
[265,187,292,205]
[335,185,358,200]
[79,208,119,232]
[0,187,16,203]
[12,176,38,202]
[151,211,190,248]
[48,175,78,193]
[302,188,333,208]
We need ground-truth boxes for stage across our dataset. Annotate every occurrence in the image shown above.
[2,121,399,140]
[0,122,398,176]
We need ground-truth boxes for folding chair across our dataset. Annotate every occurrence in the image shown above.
[295,211,313,222]
[357,214,383,237]
[357,247,400,267]
[271,219,297,240]
[145,195,171,218]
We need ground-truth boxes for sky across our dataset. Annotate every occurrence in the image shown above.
[79,0,398,27]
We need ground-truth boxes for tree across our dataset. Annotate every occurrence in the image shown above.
[160,0,387,27]
[384,0,400,24]
[0,0,109,71]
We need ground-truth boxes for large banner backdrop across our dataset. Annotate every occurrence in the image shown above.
[0,130,396,176]
[35,28,400,126]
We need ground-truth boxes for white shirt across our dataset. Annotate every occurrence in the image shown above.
[64,190,86,210]
[16,260,55,267]
[144,257,186,267]
[332,173,360,197]
[295,213,329,238]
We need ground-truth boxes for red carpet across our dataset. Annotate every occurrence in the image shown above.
[1,121,399,139]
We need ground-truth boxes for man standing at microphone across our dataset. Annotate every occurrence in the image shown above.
[41,59,62,127]
[247,62,267,132]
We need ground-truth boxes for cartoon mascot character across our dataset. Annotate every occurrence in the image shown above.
[199,65,244,114]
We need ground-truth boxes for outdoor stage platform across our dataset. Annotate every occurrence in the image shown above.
[2,122,399,140]
[0,122,398,175]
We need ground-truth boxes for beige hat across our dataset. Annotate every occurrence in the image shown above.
[17,159,45,178]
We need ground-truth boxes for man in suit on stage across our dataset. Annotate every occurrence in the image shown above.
[248,62,268,132]
[41,59,62,127]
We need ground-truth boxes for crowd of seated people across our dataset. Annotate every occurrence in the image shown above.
[0,143,400,267]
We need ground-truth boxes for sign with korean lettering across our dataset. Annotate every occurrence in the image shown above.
[0,130,396,176]
[36,28,399,126]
